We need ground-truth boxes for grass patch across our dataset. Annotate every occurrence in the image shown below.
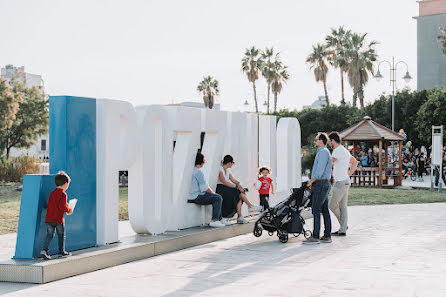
[2,185,446,235]
[348,187,446,206]
[119,187,128,221]
[0,184,22,235]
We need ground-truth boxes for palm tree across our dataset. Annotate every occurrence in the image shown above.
[326,26,352,105]
[438,27,446,55]
[261,47,277,114]
[271,60,290,113]
[197,76,219,109]
[306,43,331,105]
[345,33,378,109]
[241,46,263,113]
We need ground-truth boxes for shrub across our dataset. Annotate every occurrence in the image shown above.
[0,156,41,183]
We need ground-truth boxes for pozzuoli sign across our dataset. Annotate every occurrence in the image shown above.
[14,96,301,259]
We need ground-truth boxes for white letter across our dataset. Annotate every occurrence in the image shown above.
[128,105,173,235]
[276,118,301,191]
[96,99,138,245]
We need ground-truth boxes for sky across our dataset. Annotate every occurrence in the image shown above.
[0,0,419,112]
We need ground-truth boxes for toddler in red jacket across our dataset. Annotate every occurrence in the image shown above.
[256,166,274,210]
[40,171,73,260]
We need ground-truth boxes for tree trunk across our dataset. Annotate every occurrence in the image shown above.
[340,69,345,105]
[274,92,278,113]
[252,82,259,113]
[266,84,271,114]
[352,87,357,107]
[6,147,10,159]
[359,87,364,110]
[323,80,330,106]
[208,94,214,109]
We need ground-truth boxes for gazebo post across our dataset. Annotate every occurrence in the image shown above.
[384,141,388,186]
[378,139,383,187]
[398,140,403,186]
[352,141,357,185]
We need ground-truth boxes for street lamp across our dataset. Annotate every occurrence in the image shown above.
[374,57,412,131]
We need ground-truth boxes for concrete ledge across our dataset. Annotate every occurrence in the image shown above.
[0,219,256,284]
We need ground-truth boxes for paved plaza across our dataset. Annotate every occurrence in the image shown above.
[1,203,446,297]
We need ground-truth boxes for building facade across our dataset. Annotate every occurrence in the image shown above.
[1,65,43,88]
[416,0,446,90]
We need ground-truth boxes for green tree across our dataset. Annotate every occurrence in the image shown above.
[415,88,446,143]
[346,33,378,109]
[241,46,263,113]
[271,60,290,113]
[261,47,277,114]
[197,76,219,109]
[306,43,331,105]
[0,80,49,159]
[326,26,352,105]
[0,78,23,138]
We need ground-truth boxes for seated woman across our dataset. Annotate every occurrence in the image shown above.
[216,155,262,224]
[188,152,231,228]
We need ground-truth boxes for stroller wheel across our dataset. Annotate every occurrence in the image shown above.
[304,230,312,239]
[279,234,288,243]
[268,231,274,236]
[293,233,300,237]
[253,226,262,237]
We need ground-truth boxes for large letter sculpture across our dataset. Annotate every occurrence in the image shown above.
[128,105,173,235]
[259,115,277,184]
[15,96,97,259]
[96,99,138,245]
[276,118,302,191]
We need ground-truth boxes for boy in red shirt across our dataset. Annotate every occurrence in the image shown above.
[40,171,73,260]
[257,166,274,210]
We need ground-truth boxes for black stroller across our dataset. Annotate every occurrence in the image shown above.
[253,182,313,243]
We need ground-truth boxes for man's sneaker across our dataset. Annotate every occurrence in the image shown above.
[209,221,225,228]
[40,250,51,260]
[60,251,72,257]
[320,236,332,243]
[331,231,346,236]
[237,217,249,224]
[219,219,232,226]
[302,237,320,244]
[248,205,262,212]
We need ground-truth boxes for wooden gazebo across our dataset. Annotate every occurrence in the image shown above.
[340,116,406,188]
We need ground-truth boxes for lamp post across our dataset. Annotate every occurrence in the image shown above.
[374,57,412,131]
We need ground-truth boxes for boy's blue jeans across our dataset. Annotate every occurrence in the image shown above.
[311,181,332,239]
[42,222,65,253]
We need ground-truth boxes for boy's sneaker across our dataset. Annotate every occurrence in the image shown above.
[40,250,51,260]
[237,217,249,224]
[209,221,225,228]
[248,205,262,212]
[302,237,320,244]
[320,236,332,243]
[219,219,232,226]
[59,251,72,257]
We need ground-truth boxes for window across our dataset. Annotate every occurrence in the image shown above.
[41,139,47,151]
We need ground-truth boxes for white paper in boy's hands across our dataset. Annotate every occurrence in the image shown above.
[68,199,77,212]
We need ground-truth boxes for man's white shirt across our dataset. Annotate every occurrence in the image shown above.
[332,145,351,182]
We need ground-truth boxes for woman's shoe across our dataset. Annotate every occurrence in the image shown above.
[237,217,249,224]
[219,219,232,226]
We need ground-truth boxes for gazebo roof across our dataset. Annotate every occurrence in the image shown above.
[340,116,406,141]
